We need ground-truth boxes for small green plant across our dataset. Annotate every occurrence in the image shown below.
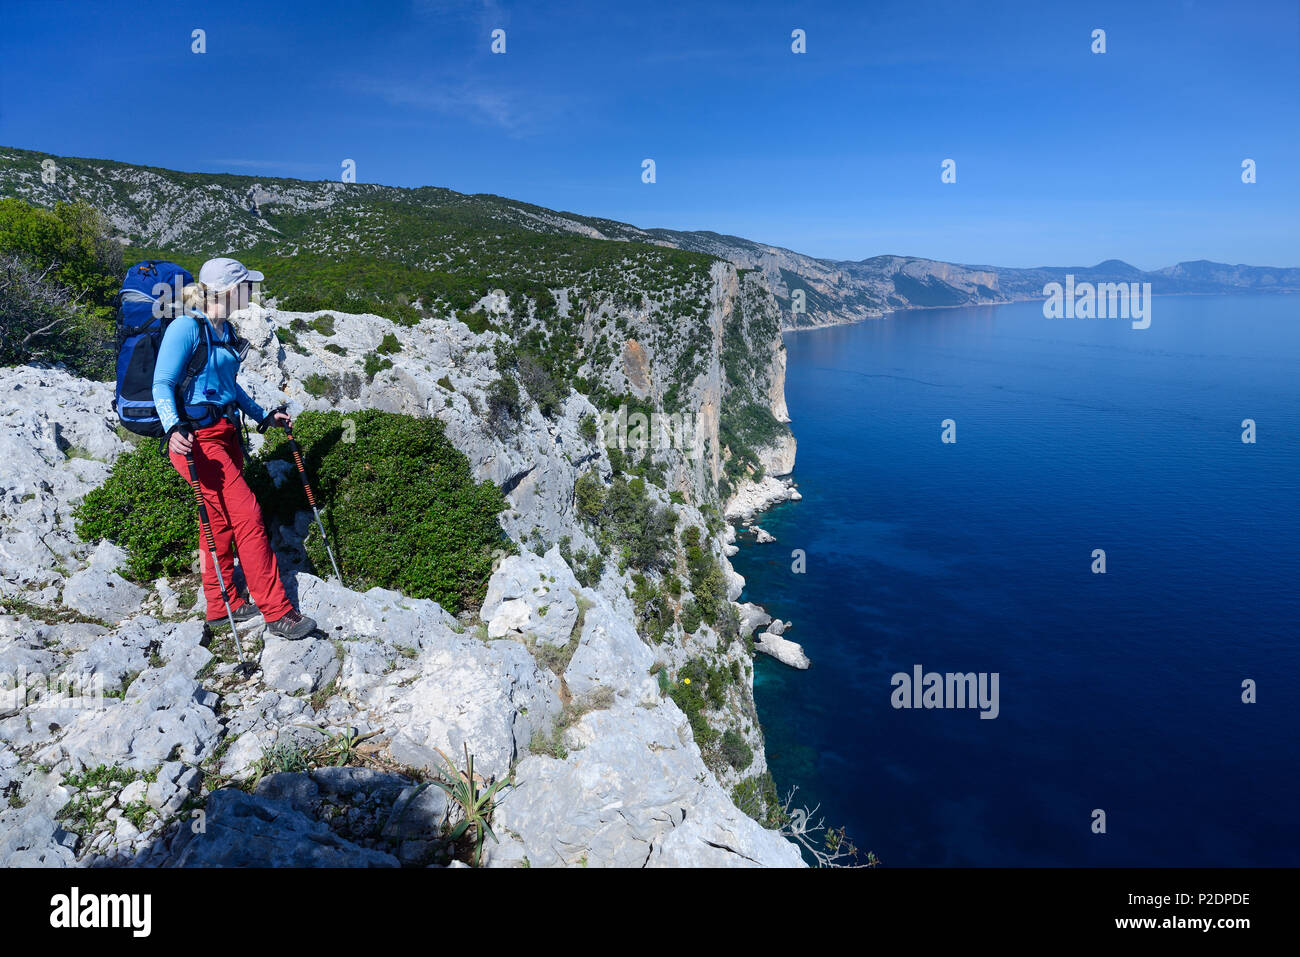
[419,745,511,867]
[295,724,381,767]
[486,375,521,434]
[377,332,402,354]
[458,309,493,335]
[310,313,336,336]
[122,799,152,830]
[324,343,347,356]
[249,741,310,788]
[720,728,754,771]
[574,471,605,519]
[363,352,392,382]
[303,373,332,398]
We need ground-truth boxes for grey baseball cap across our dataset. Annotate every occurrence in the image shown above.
[198,257,265,292]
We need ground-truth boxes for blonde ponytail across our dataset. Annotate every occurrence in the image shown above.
[182,282,209,314]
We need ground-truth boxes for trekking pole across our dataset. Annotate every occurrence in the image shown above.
[180,428,247,661]
[285,424,343,582]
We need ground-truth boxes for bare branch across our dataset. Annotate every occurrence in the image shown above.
[776,785,878,868]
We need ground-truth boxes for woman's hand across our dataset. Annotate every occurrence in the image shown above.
[258,405,292,434]
[169,429,193,456]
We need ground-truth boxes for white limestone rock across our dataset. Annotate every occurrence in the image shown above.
[480,548,580,646]
[754,631,810,670]
[735,602,772,638]
[489,704,802,868]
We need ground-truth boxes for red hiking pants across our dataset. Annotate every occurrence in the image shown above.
[168,418,293,622]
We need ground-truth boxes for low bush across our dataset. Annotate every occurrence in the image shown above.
[558,536,605,589]
[362,353,392,382]
[485,375,520,435]
[578,476,676,572]
[668,657,725,747]
[249,409,509,612]
[682,525,728,628]
[73,445,196,579]
[303,373,332,397]
[516,352,564,418]
[630,573,674,644]
[720,728,754,771]
[458,309,493,335]
[573,471,604,519]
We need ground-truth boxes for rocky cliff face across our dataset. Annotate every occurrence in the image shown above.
[0,144,813,866]
[0,282,803,866]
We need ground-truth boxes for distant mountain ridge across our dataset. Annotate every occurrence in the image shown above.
[2,145,1296,330]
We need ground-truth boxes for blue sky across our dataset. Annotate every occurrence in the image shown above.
[2,0,1297,269]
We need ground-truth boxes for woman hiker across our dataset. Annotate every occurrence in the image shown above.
[153,256,318,640]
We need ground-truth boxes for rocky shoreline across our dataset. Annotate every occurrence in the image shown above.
[723,442,811,671]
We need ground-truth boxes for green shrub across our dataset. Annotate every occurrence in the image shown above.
[303,373,332,398]
[309,314,336,336]
[574,471,605,519]
[720,729,754,771]
[578,415,598,443]
[486,375,520,435]
[732,772,785,829]
[631,573,673,644]
[558,536,605,589]
[516,352,565,418]
[249,410,509,612]
[0,198,120,378]
[73,444,196,580]
[459,309,493,335]
[680,599,702,635]
[668,658,720,747]
[577,475,675,572]
[436,375,454,391]
[363,353,392,382]
[377,332,402,354]
[682,525,728,628]
[324,343,347,356]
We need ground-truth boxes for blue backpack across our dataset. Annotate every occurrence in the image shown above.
[112,261,207,436]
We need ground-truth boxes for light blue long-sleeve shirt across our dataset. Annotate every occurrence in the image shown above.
[152,312,266,434]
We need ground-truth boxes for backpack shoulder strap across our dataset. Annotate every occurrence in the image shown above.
[181,314,213,381]
[166,315,213,432]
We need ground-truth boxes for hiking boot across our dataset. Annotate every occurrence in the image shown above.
[265,609,317,641]
[206,600,262,628]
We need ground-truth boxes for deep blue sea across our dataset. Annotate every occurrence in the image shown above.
[732,295,1300,866]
